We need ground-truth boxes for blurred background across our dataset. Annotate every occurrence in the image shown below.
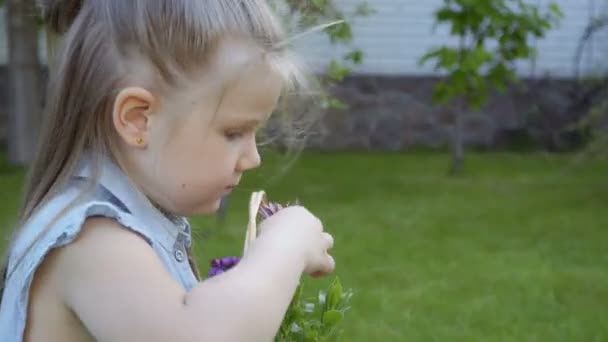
[1,0,607,341]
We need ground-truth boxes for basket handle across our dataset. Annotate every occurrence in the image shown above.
[243,190,266,255]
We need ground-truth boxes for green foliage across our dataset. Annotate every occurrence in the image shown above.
[571,14,608,159]
[276,277,354,341]
[572,90,608,159]
[270,0,373,110]
[420,0,562,110]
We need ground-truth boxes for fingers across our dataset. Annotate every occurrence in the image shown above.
[311,254,335,278]
[256,204,335,278]
[322,232,334,250]
[310,233,335,278]
[322,254,336,274]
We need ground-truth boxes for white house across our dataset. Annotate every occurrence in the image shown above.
[1,0,607,77]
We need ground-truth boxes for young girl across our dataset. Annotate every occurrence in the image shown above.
[0,0,335,341]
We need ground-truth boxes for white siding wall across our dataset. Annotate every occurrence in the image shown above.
[294,0,608,78]
[0,1,607,78]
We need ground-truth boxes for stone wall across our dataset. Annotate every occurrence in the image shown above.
[303,75,593,151]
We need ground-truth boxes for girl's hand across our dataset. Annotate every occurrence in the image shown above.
[257,205,335,278]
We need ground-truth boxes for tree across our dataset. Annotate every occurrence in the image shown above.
[571,14,608,160]
[273,0,371,106]
[419,0,562,174]
[261,0,371,153]
[4,0,42,166]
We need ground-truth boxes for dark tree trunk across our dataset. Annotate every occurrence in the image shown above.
[450,100,464,174]
[6,0,41,166]
[450,35,467,175]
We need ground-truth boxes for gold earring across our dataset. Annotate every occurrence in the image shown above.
[136,138,144,145]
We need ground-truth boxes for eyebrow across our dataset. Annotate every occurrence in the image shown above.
[228,119,262,129]
[241,119,261,126]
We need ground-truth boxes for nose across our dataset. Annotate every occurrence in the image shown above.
[236,139,261,173]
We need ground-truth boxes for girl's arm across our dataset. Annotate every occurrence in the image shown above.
[39,207,333,341]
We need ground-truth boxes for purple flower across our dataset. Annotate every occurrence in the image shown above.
[258,199,299,220]
[258,202,283,219]
[208,256,241,277]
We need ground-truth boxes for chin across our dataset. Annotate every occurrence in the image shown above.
[171,194,224,217]
[187,199,223,216]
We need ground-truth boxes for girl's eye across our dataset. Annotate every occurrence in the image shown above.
[224,130,244,140]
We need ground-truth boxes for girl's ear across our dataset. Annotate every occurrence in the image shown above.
[112,87,156,148]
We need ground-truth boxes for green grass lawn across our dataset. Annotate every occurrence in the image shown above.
[1,151,607,341]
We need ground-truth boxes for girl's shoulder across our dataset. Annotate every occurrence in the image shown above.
[6,179,148,277]
[7,154,190,279]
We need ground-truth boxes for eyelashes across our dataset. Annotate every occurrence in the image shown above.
[223,122,261,141]
[224,128,255,141]
[224,131,245,140]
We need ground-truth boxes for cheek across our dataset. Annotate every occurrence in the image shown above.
[153,132,234,214]
[170,177,225,215]
[158,139,209,190]
[157,168,220,215]
[156,118,208,170]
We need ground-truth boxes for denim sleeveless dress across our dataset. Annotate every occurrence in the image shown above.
[0,155,199,341]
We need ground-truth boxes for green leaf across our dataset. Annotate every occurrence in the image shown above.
[327,60,351,82]
[419,49,441,67]
[449,70,468,94]
[419,47,459,71]
[322,310,344,326]
[439,48,460,69]
[354,2,375,16]
[467,74,489,110]
[432,82,451,105]
[345,49,364,64]
[549,3,563,18]
[303,326,319,341]
[325,21,353,43]
[487,63,509,91]
[326,277,344,311]
[311,0,327,10]
[328,98,348,110]
[436,8,458,22]
[461,47,489,72]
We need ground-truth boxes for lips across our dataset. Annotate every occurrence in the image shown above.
[224,184,238,194]
[224,178,240,193]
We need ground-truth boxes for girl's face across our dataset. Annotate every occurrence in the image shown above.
[115,37,284,216]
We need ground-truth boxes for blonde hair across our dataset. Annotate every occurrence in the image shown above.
[1,0,316,300]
